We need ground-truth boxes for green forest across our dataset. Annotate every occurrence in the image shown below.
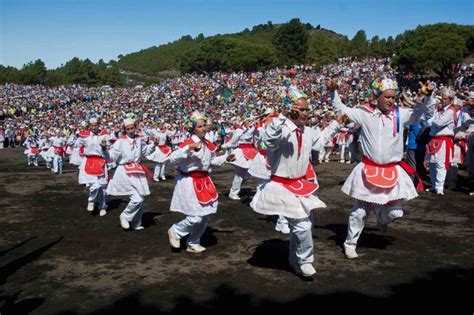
[1,19,473,86]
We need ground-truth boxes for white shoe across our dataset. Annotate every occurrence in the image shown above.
[161,176,166,181]
[186,244,206,253]
[344,245,359,259]
[134,226,144,231]
[228,193,241,200]
[119,214,130,229]
[436,191,444,195]
[99,209,107,217]
[346,160,351,164]
[275,225,290,234]
[324,159,329,163]
[87,202,94,212]
[168,227,180,248]
[290,261,316,277]
[339,160,345,163]
[300,264,316,277]
[153,178,160,182]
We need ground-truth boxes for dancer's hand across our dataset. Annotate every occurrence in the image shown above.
[423,160,429,170]
[188,142,202,151]
[227,154,236,162]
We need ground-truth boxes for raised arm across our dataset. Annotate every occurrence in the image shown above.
[328,85,363,124]
[263,114,286,152]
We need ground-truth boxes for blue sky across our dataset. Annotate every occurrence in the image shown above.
[1,0,472,69]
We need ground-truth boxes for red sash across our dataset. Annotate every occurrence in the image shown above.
[31,147,39,154]
[239,143,258,160]
[179,138,217,153]
[455,139,467,165]
[271,175,318,196]
[53,146,65,156]
[306,163,317,182]
[338,131,348,142]
[362,157,424,191]
[180,170,218,204]
[427,136,454,170]
[79,145,85,157]
[158,144,171,156]
[123,162,152,180]
[85,155,106,176]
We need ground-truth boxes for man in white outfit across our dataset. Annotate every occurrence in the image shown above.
[424,88,460,195]
[167,112,234,253]
[329,76,435,259]
[222,114,259,200]
[250,97,342,277]
[107,118,156,230]
[77,118,109,216]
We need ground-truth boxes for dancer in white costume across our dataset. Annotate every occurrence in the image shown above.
[107,118,156,230]
[222,113,259,200]
[167,112,235,253]
[250,97,343,277]
[77,118,110,216]
[329,76,435,259]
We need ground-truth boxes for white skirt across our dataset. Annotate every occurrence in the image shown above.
[250,180,326,219]
[78,159,108,185]
[40,149,52,161]
[228,148,251,169]
[170,174,218,216]
[342,162,418,204]
[107,165,150,196]
[248,153,270,180]
[146,148,170,163]
[69,147,84,166]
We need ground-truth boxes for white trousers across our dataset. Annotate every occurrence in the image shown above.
[340,145,352,161]
[276,215,289,230]
[121,192,144,228]
[230,166,250,196]
[52,155,63,173]
[320,147,332,161]
[288,215,314,266]
[429,162,447,193]
[172,215,209,247]
[344,200,404,250]
[153,163,166,180]
[89,181,108,210]
[28,154,38,166]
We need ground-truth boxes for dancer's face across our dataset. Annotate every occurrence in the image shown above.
[377,89,396,114]
[124,125,135,138]
[193,119,207,139]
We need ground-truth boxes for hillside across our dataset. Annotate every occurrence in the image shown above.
[116,20,347,76]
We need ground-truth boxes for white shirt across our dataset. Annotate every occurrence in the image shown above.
[170,135,228,173]
[108,135,154,164]
[331,90,435,164]
[265,114,339,178]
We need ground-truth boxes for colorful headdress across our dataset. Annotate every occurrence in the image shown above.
[185,111,207,130]
[371,74,398,96]
[123,118,135,127]
[280,86,307,106]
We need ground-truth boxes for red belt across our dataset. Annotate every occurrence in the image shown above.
[238,144,255,149]
[362,157,424,191]
[180,170,209,178]
[431,136,454,170]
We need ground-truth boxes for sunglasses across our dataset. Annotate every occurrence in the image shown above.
[292,107,311,113]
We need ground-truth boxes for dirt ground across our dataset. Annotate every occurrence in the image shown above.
[0,148,472,314]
